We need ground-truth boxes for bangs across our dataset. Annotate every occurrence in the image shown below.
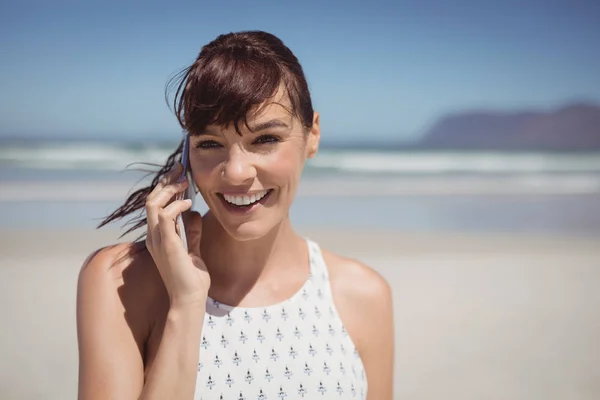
[169,46,301,135]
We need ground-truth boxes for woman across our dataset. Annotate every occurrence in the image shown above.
[76,30,394,399]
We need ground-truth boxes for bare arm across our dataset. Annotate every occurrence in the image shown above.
[325,252,395,400]
[76,247,206,400]
[359,271,394,400]
[139,304,205,399]
[76,248,144,399]
[78,164,209,399]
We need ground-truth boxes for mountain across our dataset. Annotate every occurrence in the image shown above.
[419,102,600,151]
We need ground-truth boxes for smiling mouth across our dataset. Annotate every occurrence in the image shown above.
[217,189,273,210]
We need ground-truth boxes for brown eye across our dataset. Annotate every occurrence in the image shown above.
[195,140,221,149]
[254,135,280,145]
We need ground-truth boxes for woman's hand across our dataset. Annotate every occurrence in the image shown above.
[145,163,210,308]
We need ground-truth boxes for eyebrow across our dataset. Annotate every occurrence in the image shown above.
[248,118,290,132]
[196,118,290,136]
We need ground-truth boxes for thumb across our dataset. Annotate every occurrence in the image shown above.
[182,210,203,257]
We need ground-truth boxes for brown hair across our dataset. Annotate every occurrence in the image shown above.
[97,30,314,239]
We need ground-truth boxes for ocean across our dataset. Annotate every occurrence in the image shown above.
[1,140,600,235]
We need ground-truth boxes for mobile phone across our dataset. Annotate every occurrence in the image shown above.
[176,134,191,252]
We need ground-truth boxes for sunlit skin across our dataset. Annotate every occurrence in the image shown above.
[181,88,321,308]
[76,87,394,400]
[190,89,318,242]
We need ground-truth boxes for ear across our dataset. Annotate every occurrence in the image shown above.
[306,111,320,159]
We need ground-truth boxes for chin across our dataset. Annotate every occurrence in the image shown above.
[219,218,279,242]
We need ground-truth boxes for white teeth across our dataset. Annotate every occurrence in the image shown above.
[223,190,268,206]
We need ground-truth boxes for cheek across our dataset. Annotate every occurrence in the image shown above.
[263,146,305,186]
[189,154,221,191]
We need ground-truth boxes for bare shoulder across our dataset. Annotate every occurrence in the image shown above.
[321,248,395,399]
[77,241,169,397]
[321,248,393,325]
[79,241,140,284]
[79,241,161,292]
[77,241,168,352]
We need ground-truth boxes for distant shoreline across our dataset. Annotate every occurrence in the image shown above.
[2,136,600,153]
[3,102,599,151]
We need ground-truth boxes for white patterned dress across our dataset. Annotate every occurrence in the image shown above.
[194,239,368,399]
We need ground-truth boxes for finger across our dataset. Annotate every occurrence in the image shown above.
[147,179,189,214]
[146,165,186,249]
[182,210,203,257]
[147,163,182,205]
[145,178,186,244]
[147,163,183,203]
[158,198,193,242]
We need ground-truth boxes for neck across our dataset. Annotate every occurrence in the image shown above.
[199,211,308,305]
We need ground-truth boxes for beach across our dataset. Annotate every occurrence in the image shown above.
[2,144,600,398]
[2,2,600,397]
[1,228,599,399]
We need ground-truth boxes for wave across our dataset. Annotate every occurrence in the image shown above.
[0,143,170,171]
[2,143,600,175]
[307,151,600,174]
[2,174,600,201]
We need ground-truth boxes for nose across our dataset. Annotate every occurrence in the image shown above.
[222,145,256,185]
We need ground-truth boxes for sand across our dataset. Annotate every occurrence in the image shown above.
[1,228,599,399]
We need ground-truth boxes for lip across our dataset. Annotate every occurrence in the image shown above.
[216,189,274,215]
[219,190,270,197]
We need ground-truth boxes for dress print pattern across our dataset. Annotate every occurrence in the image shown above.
[194,239,367,399]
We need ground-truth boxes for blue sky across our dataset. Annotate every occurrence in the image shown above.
[1,0,599,143]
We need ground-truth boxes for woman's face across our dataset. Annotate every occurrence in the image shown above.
[188,92,320,241]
